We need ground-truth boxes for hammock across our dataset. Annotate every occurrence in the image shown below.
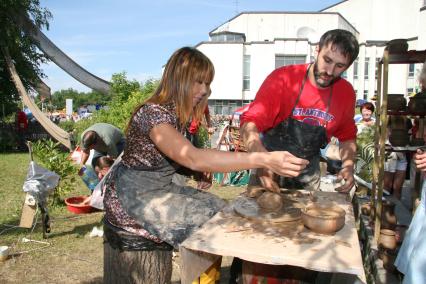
[2,46,72,149]
[19,14,110,95]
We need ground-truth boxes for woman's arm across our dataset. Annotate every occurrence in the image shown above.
[150,123,308,178]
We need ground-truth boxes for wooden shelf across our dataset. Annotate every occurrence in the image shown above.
[379,50,426,64]
[386,110,426,117]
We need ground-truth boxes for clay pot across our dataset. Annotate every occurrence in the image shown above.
[389,129,409,147]
[389,116,406,130]
[382,249,397,273]
[408,92,426,113]
[381,201,397,230]
[385,39,408,53]
[395,224,408,244]
[387,94,406,111]
[410,137,425,146]
[361,202,372,216]
[379,229,397,250]
[301,203,346,234]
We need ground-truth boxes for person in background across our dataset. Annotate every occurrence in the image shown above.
[355,101,375,134]
[94,156,115,180]
[186,106,215,190]
[395,147,426,283]
[102,47,308,277]
[241,29,359,193]
[78,122,125,174]
[187,106,215,146]
[15,107,28,150]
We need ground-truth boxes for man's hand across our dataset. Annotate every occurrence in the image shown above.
[414,148,426,172]
[335,166,354,193]
[257,168,280,193]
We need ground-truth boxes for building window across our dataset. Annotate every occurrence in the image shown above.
[208,100,252,115]
[353,59,358,79]
[211,33,245,42]
[363,90,368,100]
[407,88,414,95]
[364,57,369,79]
[408,64,415,77]
[243,55,251,91]
[275,55,306,69]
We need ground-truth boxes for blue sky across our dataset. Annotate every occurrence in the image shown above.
[39,0,340,92]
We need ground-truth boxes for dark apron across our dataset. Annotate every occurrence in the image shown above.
[111,158,226,248]
[262,64,332,190]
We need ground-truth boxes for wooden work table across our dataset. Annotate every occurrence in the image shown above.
[179,190,366,283]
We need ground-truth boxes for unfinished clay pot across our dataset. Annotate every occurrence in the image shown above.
[381,201,397,230]
[382,249,397,273]
[410,137,425,146]
[395,224,408,244]
[385,39,408,53]
[389,129,409,147]
[379,229,397,250]
[257,192,283,212]
[408,92,426,113]
[246,185,265,198]
[360,202,372,216]
[387,94,406,111]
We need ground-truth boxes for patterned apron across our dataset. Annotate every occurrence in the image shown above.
[112,158,226,248]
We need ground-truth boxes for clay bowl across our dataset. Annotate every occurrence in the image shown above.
[301,203,346,234]
[385,39,408,53]
[387,94,406,111]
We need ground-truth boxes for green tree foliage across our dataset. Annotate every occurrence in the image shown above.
[71,73,158,142]
[0,0,51,119]
[49,88,112,111]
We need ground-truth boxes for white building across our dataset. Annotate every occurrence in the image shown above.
[197,0,426,115]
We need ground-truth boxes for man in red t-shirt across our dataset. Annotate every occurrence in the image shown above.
[241,29,359,193]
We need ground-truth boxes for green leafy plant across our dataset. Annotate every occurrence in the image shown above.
[72,74,157,142]
[356,127,375,182]
[32,139,77,206]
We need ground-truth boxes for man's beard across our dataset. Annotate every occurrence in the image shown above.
[313,62,340,88]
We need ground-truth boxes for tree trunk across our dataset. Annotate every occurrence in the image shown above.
[104,241,172,284]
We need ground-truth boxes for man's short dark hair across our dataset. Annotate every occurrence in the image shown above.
[82,131,97,149]
[319,29,359,65]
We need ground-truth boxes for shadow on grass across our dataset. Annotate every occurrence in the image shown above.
[0,214,103,239]
[81,276,103,284]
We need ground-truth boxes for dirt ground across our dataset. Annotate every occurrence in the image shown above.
[0,184,244,283]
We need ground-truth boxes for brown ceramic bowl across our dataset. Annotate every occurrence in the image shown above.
[302,203,346,234]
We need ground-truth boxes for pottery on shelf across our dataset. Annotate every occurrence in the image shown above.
[408,92,426,113]
[385,39,408,53]
[387,94,406,111]
[389,129,409,147]
[379,229,397,250]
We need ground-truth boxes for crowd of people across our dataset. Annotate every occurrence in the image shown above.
[71,29,425,283]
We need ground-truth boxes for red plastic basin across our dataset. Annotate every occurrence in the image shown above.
[64,196,95,214]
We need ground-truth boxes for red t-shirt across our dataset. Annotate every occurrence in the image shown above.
[240,64,356,142]
[188,107,210,135]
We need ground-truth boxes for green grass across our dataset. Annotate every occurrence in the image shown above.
[0,152,244,283]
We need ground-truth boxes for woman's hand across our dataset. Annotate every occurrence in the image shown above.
[266,151,309,178]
